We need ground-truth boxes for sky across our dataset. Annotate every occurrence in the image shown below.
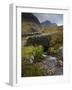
[34,13,63,26]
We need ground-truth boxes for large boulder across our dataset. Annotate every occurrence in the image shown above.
[41,56,57,75]
[42,56,57,67]
[26,36,49,52]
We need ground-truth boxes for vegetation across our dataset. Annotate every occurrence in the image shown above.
[21,45,45,76]
[22,46,34,59]
[22,45,44,62]
[33,45,44,62]
[48,31,63,56]
[22,63,44,77]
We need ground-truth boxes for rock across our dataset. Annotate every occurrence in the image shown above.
[42,56,57,67]
[37,62,44,69]
[57,46,63,61]
[42,56,57,75]
[47,67,56,75]
[29,59,33,63]
[54,66,63,75]
[29,55,34,63]
[45,56,57,67]
[43,64,48,69]
[58,60,63,66]
[42,54,47,58]
[34,55,57,75]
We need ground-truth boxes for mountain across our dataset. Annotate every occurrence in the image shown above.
[22,13,40,25]
[22,13,41,34]
[41,20,57,27]
[40,20,58,33]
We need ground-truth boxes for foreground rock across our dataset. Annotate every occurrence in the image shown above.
[36,55,57,75]
[57,46,63,61]
[30,54,63,75]
[42,56,57,67]
[57,46,63,67]
[58,60,63,67]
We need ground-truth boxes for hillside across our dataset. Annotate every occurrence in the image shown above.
[21,13,63,35]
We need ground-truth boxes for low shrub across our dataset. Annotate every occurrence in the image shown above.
[22,45,44,63]
[33,45,43,57]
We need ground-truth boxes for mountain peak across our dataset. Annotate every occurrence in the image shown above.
[41,20,57,27]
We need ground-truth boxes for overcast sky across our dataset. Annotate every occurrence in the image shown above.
[34,13,63,26]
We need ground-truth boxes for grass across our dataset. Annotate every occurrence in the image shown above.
[22,45,43,60]
[22,45,34,59]
[21,45,44,77]
[22,63,44,77]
